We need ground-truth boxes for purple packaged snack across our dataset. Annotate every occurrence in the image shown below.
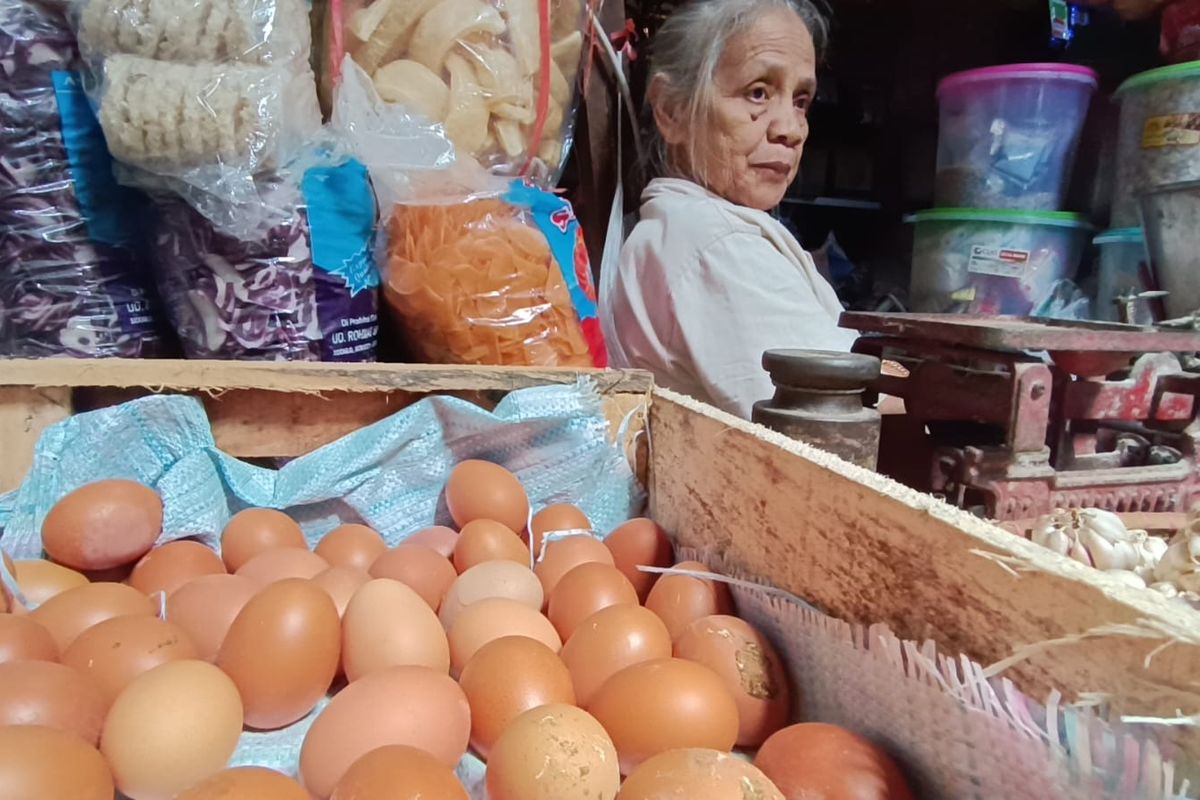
[150,159,380,361]
[0,0,165,358]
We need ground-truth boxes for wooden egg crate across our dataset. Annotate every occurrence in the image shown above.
[2,358,1200,794]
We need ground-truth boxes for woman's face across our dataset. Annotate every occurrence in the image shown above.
[662,9,817,211]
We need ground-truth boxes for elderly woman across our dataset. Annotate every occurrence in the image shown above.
[600,0,856,418]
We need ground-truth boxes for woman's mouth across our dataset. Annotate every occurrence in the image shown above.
[752,162,793,177]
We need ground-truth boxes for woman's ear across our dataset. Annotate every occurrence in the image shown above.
[648,75,687,146]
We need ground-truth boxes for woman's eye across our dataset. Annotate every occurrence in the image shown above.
[794,95,811,111]
[747,86,769,102]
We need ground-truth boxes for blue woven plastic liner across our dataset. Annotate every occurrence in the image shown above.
[0,378,642,557]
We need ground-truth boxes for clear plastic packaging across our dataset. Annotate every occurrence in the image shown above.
[1092,228,1152,324]
[328,0,585,182]
[67,0,323,236]
[151,159,381,361]
[908,208,1092,316]
[935,64,1097,211]
[383,181,606,367]
[0,0,167,358]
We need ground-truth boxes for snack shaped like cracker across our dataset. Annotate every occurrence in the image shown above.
[373,59,450,121]
[351,0,440,74]
[444,52,490,154]
[493,117,525,157]
[465,44,530,107]
[551,30,582,71]
[408,0,506,73]
[501,0,539,76]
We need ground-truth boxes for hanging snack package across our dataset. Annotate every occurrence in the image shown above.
[0,0,167,358]
[67,0,322,236]
[151,156,381,361]
[328,0,586,183]
[384,179,606,367]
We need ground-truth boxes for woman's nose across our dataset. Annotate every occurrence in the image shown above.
[767,106,807,147]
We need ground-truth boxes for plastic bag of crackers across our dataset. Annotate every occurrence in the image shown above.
[325,0,585,182]
[384,179,607,367]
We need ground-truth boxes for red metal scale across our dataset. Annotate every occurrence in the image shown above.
[844,312,1200,521]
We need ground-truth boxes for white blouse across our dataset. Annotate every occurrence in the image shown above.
[600,177,857,419]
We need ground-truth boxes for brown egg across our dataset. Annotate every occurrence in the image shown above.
[315,524,387,572]
[101,660,244,800]
[127,540,226,597]
[11,559,88,607]
[604,518,674,602]
[448,597,561,677]
[547,562,638,641]
[438,560,544,631]
[534,535,614,600]
[453,519,530,573]
[300,666,471,799]
[331,745,469,800]
[644,561,735,641]
[0,725,114,800]
[0,615,58,663]
[312,566,371,617]
[220,508,307,572]
[619,749,784,799]
[30,582,156,653]
[560,604,672,706]
[527,504,591,556]
[369,544,457,611]
[342,579,450,681]
[753,723,915,800]
[236,548,329,586]
[486,704,620,800]
[41,480,162,571]
[459,636,576,757]
[166,574,259,661]
[0,660,108,744]
[61,615,198,706]
[218,578,340,729]
[674,615,791,747]
[176,766,310,800]
[587,658,739,774]
[407,526,460,558]
[445,460,530,533]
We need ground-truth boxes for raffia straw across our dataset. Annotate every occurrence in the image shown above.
[983,622,1193,679]
[970,548,1031,578]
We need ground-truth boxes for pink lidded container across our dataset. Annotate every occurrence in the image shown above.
[935,63,1099,211]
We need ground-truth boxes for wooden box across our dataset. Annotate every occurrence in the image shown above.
[3,358,1199,768]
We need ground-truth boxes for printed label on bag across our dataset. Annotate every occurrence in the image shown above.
[1142,113,1200,148]
[967,245,1030,278]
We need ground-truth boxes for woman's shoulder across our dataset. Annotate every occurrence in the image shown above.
[638,178,760,241]
[623,179,762,269]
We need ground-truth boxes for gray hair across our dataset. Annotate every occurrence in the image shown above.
[647,0,828,183]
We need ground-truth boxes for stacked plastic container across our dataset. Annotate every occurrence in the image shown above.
[910,64,1098,316]
[1113,61,1200,321]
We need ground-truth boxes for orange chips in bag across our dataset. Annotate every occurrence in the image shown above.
[384,189,604,367]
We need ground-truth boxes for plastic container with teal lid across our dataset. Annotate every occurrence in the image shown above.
[1092,228,1152,323]
[907,208,1093,316]
[1112,60,1200,227]
[935,63,1098,211]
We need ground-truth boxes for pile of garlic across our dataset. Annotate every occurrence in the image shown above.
[1030,508,1200,605]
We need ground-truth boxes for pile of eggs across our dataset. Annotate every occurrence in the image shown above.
[0,460,914,800]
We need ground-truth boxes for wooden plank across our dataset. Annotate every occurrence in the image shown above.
[648,388,1200,761]
[0,359,653,395]
[0,387,72,492]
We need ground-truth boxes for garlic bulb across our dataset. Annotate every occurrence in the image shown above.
[1153,521,1200,591]
[1030,509,1143,571]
